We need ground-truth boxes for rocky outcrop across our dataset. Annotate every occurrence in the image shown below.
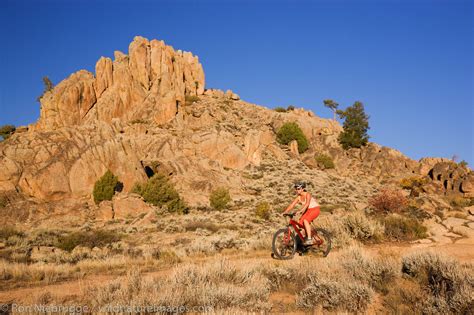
[424,161,474,197]
[2,35,466,217]
[34,36,205,130]
[0,123,147,200]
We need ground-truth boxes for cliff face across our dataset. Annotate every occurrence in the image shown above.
[0,36,472,212]
[34,36,205,130]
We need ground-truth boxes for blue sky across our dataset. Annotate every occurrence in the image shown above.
[1,0,472,165]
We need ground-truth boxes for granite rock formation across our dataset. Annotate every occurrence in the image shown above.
[0,36,472,218]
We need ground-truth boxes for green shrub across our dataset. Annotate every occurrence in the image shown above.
[209,187,231,210]
[56,230,121,252]
[382,215,427,241]
[133,173,188,214]
[255,201,271,220]
[0,125,15,140]
[286,105,295,111]
[276,122,309,153]
[315,153,335,169]
[274,107,287,113]
[93,170,120,204]
[399,176,426,190]
[185,95,200,105]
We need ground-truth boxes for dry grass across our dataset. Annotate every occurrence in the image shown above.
[0,260,70,284]
[83,257,271,312]
[0,250,179,289]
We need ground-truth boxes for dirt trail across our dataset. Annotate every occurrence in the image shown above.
[1,242,473,305]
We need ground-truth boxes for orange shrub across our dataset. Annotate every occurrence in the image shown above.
[369,189,408,214]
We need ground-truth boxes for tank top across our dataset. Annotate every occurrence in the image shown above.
[309,197,320,208]
[299,194,320,208]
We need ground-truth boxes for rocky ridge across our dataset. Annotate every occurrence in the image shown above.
[33,36,205,130]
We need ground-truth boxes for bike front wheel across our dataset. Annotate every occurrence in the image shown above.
[272,228,297,260]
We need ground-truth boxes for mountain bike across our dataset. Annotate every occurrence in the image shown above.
[272,213,331,259]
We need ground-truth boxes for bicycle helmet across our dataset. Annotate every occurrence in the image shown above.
[294,182,306,190]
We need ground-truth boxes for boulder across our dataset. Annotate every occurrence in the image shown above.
[443,217,468,229]
[112,194,153,219]
[289,140,299,157]
[97,200,113,220]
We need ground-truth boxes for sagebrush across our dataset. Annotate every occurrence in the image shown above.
[55,230,121,252]
[401,251,474,314]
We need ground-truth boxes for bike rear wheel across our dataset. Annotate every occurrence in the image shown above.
[272,228,297,260]
[309,227,332,257]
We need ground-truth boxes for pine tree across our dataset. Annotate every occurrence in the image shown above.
[0,125,15,140]
[93,170,120,204]
[323,99,339,121]
[337,101,370,149]
[36,76,54,103]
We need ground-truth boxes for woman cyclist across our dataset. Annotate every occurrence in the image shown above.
[282,182,321,245]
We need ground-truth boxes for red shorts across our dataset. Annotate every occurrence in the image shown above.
[299,206,320,225]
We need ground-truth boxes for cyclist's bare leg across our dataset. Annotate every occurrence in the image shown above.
[303,219,312,238]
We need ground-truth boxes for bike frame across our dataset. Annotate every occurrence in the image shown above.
[284,217,324,246]
[288,219,306,241]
